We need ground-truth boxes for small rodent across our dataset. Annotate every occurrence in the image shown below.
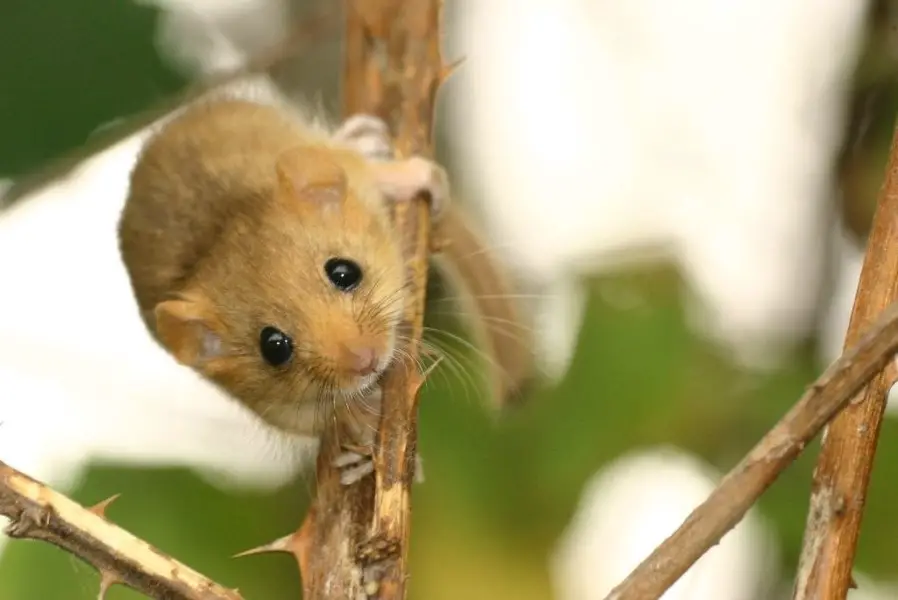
[118,95,448,470]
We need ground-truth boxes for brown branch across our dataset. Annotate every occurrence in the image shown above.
[0,460,242,600]
[792,121,898,599]
[291,1,446,599]
[602,300,898,600]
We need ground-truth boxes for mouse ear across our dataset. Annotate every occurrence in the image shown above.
[275,146,348,206]
[154,298,224,368]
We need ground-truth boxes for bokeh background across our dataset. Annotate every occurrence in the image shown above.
[2,1,898,598]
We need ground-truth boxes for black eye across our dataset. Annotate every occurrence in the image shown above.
[259,326,293,366]
[324,257,363,291]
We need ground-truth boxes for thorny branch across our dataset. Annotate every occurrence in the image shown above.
[230,1,449,597]
[0,460,242,600]
[792,117,898,599]
[6,299,898,600]
[603,300,898,600]
[293,1,448,598]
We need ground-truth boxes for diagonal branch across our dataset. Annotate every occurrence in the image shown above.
[602,300,898,600]
[294,1,447,598]
[0,460,242,600]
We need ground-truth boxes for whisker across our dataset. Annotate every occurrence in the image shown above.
[396,335,482,404]
[430,293,548,302]
[421,326,504,374]
[428,310,535,348]
[420,338,483,403]
[437,241,521,262]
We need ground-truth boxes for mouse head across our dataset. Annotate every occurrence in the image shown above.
[152,146,408,434]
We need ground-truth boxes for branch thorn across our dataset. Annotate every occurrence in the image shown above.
[89,494,121,518]
[441,56,466,82]
[233,525,308,570]
[97,570,119,600]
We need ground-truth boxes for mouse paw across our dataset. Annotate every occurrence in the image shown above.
[333,449,375,486]
[373,157,450,222]
[332,450,426,486]
[334,114,394,160]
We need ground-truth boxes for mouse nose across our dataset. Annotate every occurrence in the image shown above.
[341,344,378,376]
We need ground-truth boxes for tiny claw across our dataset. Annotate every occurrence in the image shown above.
[340,460,375,485]
[333,450,366,468]
[89,494,121,518]
[333,449,375,485]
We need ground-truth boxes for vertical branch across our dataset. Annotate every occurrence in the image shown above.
[792,121,898,596]
[296,1,445,598]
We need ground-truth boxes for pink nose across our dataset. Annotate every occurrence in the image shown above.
[342,345,378,376]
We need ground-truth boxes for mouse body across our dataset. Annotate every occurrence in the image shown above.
[118,95,448,440]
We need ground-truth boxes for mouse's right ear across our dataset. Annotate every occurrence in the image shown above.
[275,146,348,210]
[154,297,224,368]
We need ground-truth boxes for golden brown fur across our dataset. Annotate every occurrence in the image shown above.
[118,98,407,435]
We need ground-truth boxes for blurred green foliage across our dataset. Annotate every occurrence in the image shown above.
[2,2,898,599]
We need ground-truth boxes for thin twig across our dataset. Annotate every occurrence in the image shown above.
[792,124,898,599]
[602,300,898,600]
[0,460,242,600]
[296,1,446,598]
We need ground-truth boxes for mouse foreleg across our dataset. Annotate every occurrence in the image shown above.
[334,114,450,221]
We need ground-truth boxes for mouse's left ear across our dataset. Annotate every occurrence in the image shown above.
[275,146,348,209]
[154,296,224,369]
